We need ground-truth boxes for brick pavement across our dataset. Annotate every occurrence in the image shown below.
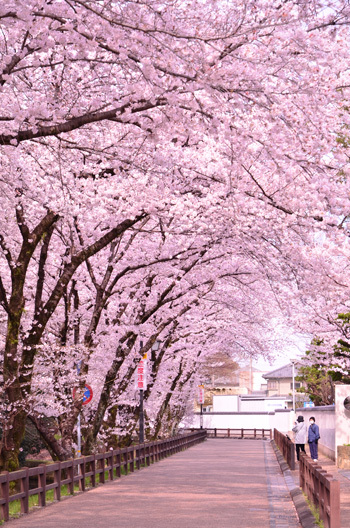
[264,441,302,528]
[7,439,301,528]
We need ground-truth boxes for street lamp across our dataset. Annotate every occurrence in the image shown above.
[152,339,161,352]
[291,359,296,412]
[139,339,161,444]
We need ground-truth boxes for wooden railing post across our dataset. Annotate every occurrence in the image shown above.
[328,479,341,528]
[123,449,128,474]
[136,445,141,470]
[116,451,121,478]
[80,458,86,491]
[290,440,295,470]
[68,461,74,494]
[99,456,105,484]
[38,464,47,507]
[91,454,96,487]
[130,449,135,473]
[19,467,29,514]
[107,452,114,481]
[0,471,10,522]
[54,461,61,501]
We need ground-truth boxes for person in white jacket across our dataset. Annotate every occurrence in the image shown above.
[292,415,308,461]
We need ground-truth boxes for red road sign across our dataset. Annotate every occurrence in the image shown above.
[198,385,205,404]
[137,357,147,390]
[72,384,93,405]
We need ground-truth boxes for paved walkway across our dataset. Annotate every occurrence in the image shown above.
[8,440,300,528]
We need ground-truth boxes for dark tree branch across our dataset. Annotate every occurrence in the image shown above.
[21,213,148,374]
[15,205,30,240]
[34,224,55,318]
[0,99,167,145]
[0,275,9,314]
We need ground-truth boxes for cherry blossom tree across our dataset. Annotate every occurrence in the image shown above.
[1,0,350,470]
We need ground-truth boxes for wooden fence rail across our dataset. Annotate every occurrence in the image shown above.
[183,428,272,439]
[208,428,272,439]
[0,430,206,522]
[273,428,296,470]
[299,453,340,528]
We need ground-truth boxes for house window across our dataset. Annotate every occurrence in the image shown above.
[290,382,301,389]
[268,380,278,389]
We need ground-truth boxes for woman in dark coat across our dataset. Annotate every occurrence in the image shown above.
[308,416,320,461]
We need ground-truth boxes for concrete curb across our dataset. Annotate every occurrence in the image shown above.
[270,440,318,528]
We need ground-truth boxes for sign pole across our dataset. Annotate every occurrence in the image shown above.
[76,361,82,459]
[77,413,81,457]
[139,388,144,443]
[72,364,93,467]
[198,385,205,429]
[139,340,144,444]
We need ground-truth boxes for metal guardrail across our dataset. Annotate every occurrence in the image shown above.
[299,453,340,528]
[0,430,207,522]
[183,428,272,439]
[273,428,296,470]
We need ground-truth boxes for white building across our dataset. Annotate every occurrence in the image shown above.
[213,394,288,413]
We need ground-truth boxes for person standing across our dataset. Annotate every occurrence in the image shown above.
[292,416,307,461]
[308,416,320,461]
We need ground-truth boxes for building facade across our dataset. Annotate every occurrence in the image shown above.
[262,363,304,398]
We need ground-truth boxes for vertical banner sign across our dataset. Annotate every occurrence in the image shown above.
[198,384,205,404]
[137,353,147,390]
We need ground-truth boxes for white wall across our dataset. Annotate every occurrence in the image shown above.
[190,410,291,432]
[213,394,288,413]
[335,385,350,458]
[270,410,293,432]
[294,386,350,462]
[213,395,239,412]
[240,398,287,412]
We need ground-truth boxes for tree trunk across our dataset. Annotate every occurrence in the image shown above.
[28,414,72,462]
[0,212,146,471]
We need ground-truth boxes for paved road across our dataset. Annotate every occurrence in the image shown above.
[8,440,300,528]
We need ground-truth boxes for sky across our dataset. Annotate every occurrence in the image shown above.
[254,333,310,373]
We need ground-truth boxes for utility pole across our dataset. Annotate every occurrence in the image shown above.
[250,356,253,393]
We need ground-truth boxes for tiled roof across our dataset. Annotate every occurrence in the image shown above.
[262,362,301,380]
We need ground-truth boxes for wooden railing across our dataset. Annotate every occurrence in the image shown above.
[183,428,272,439]
[299,453,340,528]
[0,430,206,522]
[273,428,295,470]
